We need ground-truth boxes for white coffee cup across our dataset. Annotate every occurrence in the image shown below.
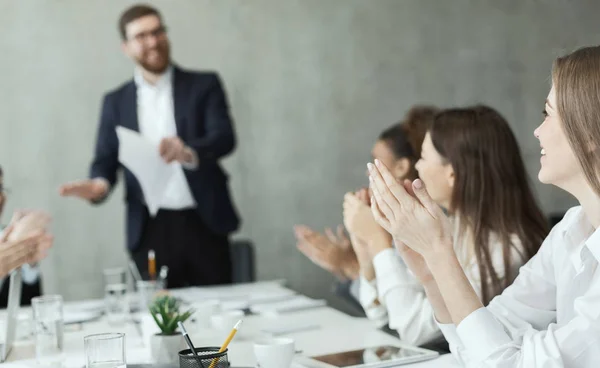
[253,337,295,368]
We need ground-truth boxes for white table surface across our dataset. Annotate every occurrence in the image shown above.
[2,281,459,367]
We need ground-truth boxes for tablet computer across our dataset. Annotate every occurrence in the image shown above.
[297,344,439,368]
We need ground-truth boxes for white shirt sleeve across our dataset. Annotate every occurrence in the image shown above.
[93,177,111,191]
[358,274,389,328]
[371,248,443,346]
[439,209,600,367]
[21,263,40,285]
[181,146,200,170]
[348,278,361,301]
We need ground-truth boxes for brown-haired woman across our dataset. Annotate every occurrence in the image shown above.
[344,105,548,347]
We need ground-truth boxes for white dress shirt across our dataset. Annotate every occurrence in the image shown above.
[133,66,196,210]
[359,250,443,346]
[439,206,600,367]
[359,221,525,347]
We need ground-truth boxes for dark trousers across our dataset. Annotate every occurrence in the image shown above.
[131,209,232,288]
[0,278,42,307]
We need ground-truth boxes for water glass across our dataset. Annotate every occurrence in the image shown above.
[105,283,129,325]
[84,333,126,368]
[16,312,33,340]
[103,268,127,286]
[136,280,158,312]
[32,295,65,366]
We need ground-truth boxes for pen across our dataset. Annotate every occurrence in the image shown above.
[158,265,169,288]
[178,321,205,368]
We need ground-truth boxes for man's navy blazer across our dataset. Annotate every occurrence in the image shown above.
[90,66,240,251]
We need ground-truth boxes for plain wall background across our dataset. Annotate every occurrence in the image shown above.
[0,0,596,306]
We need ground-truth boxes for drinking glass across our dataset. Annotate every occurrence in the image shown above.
[105,283,128,325]
[32,295,65,366]
[84,333,126,368]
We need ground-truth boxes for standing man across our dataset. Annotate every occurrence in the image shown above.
[60,4,240,287]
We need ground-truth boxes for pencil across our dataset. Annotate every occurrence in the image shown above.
[208,320,243,368]
[148,250,156,280]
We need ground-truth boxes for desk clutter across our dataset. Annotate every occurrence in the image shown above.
[0,274,445,368]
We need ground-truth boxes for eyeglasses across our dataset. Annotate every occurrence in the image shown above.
[129,25,167,44]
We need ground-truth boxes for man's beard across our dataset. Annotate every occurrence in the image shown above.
[137,44,170,74]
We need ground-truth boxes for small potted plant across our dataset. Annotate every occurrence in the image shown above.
[149,295,194,364]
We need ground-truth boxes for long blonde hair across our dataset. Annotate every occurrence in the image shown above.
[553,46,600,195]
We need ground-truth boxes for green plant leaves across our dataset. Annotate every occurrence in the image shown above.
[148,295,196,335]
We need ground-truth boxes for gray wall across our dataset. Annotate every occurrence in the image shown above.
[0,0,596,304]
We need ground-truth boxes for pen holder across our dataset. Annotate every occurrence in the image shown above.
[179,347,229,368]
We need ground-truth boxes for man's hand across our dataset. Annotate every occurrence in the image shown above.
[159,137,196,164]
[59,178,109,202]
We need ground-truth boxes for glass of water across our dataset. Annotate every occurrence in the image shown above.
[103,267,127,286]
[84,333,126,368]
[105,283,129,326]
[32,295,65,366]
[136,280,158,312]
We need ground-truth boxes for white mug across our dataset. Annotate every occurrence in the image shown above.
[253,337,295,368]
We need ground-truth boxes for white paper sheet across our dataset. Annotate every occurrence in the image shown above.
[116,126,177,216]
[250,295,326,314]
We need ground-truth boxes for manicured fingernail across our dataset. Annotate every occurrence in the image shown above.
[367,163,374,172]
[414,179,423,189]
[371,196,375,203]
[375,159,381,167]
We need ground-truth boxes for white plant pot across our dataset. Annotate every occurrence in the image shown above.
[150,333,186,364]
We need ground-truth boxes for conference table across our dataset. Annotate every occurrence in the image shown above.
[3,280,459,367]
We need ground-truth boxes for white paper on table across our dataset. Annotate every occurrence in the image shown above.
[250,295,326,314]
[171,286,296,305]
[116,126,177,216]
